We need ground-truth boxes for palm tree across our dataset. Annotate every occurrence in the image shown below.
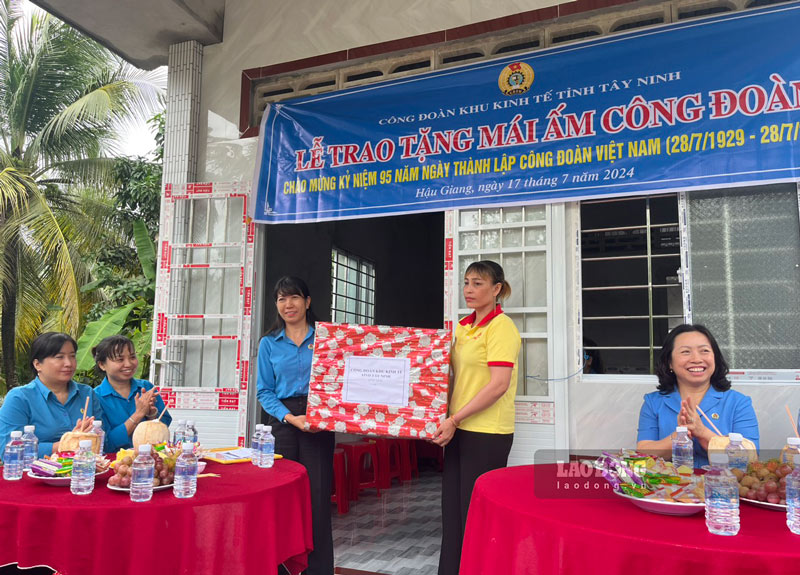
[0,1,164,391]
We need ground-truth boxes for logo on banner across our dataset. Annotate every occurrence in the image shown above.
[498,62,534,96]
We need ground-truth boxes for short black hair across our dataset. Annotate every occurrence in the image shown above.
[30,332,78,377]
[92,335,136,374]
[268,276,318,334]
[655,324,730,394]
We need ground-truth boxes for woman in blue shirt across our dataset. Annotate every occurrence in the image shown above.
[637,324,759,467]
[257,276,334,575]
[92,335,171,453]
[0,332,104,456]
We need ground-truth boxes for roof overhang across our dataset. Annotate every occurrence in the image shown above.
[29,0,225,69]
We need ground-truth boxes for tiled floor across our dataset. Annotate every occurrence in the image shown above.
[333,470,442,575]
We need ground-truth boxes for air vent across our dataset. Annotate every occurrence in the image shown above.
[551,29,601,44]
[746,0,791,7]
[441,51,485,65]
[304,79,337,90]
[678,5,732,19]
[259,87,294,99]
[346,70,384,82]
[612,17,664,32]
[392,60,431,74]
[494,39,540,55]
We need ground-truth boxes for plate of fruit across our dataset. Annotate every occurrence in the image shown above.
[107,446,177,492]
[27,453,110,486]
[734,458,793,510]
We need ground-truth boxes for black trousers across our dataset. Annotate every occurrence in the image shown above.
[267,396,335,575]
[438,429,514,575]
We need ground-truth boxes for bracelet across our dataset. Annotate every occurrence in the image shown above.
[448,416,459,428]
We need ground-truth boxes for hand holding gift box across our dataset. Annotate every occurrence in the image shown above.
[305,323,451,439]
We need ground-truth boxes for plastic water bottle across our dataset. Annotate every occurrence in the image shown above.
[21,425,38,471]
[251,424,264,467]
[70,439,96,495]
[782,437,800,465]
[704,452,740,536]
[172,419,186,446]
[173,442,198,498]
[185,420,198,444]
[672,426,694,471]
[260,425,275,469]
[786,454,800,535]
[3,431,24,481]
[725,433,748,472]
[91,420,105,454]
[130,444,155,502]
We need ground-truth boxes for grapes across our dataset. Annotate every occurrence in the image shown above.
[736,461,794,504]
[109,449,181,490]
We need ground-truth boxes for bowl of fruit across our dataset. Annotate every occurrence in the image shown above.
[735,458,794,510]
[107,445,177,493]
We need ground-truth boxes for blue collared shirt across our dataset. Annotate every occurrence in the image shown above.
[637,388,760,467]
[95,377,172,452]
[0,378,106,457]
[256,326,315,422]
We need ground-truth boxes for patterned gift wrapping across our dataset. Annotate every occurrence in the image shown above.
[306,322,451,439]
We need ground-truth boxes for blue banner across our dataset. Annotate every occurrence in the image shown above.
[252,3,800,223]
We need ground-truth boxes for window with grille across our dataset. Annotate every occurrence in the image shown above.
[686,184,800,368]
[580,195,684,375]
[454,205,551,397]
[331,248,375,324]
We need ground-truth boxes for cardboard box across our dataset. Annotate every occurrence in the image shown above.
[306,323,451,439]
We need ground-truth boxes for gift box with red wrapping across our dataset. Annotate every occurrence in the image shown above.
[305,322,451,439]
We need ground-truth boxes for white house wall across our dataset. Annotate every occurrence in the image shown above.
[197,0,564,181]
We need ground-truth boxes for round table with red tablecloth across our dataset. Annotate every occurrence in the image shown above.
[460,464,800,575]
[0,458,312,575]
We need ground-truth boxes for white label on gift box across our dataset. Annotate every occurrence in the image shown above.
[343,356,411,407]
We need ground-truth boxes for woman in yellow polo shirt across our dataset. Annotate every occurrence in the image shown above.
[433,260,521,575]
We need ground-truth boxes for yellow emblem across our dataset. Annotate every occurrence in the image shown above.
[498,62,534,96]
[711,413,720,420]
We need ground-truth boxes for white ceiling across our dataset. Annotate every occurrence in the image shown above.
[30,0,225,69]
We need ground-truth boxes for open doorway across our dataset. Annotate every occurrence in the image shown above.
[261,211,445,333]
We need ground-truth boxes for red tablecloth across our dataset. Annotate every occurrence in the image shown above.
[0,459,312,575]
[461,464,800,575]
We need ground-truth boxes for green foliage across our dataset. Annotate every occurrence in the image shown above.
[0,1,165,391]
[76,301,141,371]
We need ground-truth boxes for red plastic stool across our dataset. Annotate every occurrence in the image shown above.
[372,438,403,489]
[338,441,381,500]
[398,439,413,482]
[406,439,419,478]
[331,447,349,514]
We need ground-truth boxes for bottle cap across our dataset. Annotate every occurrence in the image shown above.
[138,444,151,453]
[264,425,272,433]
[79,439,92,448]
[187,420,194,426]
[93,420,102,428]
[676,426,688,433]
[10,431,22,438]
[23,425,35,433]
[794,454,800,466]
[728,432,743,442]
[181,442,194,452]
[788,437,800,446]
[709,452,729,465]
[256,424,264,431]
[177,419,185,425]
